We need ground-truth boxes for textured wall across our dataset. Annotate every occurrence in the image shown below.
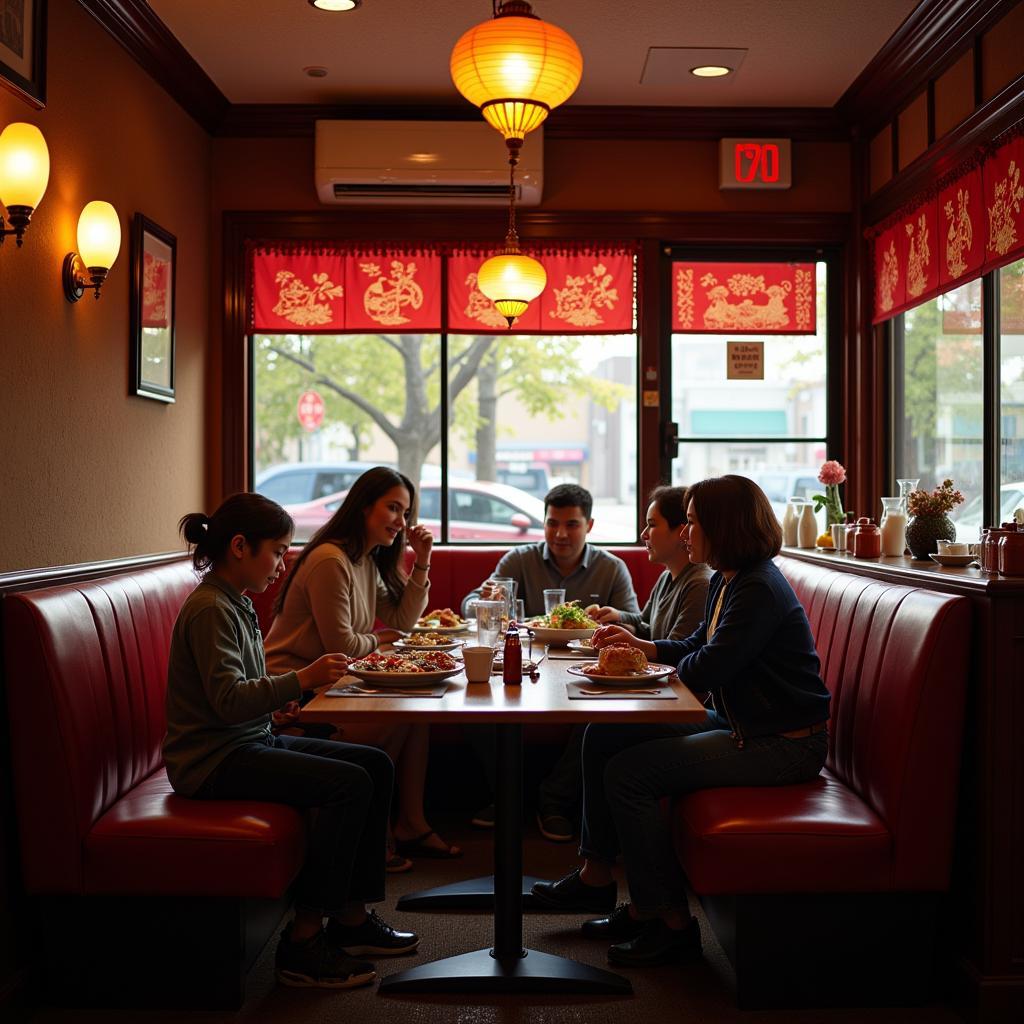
[0,3,211,572]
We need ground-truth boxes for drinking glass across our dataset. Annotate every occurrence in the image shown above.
[513,599,526,625]
[543,588,565,615]
[475,600,505,648]
[897,478,920,513]
[485,576,516,619]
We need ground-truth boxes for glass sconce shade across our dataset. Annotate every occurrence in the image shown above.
[450,4,582,142]
[77,201,121,269]
[0,122,50,210]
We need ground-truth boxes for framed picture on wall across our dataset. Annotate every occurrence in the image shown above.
[0,0,47,108]
[130,214,177,403]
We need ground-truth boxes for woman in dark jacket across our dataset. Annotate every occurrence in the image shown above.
[532,475,831,968]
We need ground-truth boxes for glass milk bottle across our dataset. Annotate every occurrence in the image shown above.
[879,497,907,556]
[782,498,802,546]
[798,502,818,548]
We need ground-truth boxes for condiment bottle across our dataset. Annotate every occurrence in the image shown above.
[984,523,1016,573]
[502,622,522,685]
[998,530,1024,576]
[851,517,881,559]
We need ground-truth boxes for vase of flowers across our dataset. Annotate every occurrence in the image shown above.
[905,479,964,559]
[812,460,846,528]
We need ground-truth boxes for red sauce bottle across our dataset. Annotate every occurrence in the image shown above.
[503,622,522,685]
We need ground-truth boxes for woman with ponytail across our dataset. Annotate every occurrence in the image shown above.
[266,466,460,866]
[165,492,418,991]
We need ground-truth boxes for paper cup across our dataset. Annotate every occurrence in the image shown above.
[831,523,847,551]
[462,646,495,683]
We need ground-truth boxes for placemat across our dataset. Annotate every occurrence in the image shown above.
[565,682,678,700]
[327,679,449,698]
[547,646,590,659]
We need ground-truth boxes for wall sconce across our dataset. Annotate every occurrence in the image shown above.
[0,122,50,248]
[63,201,121,301]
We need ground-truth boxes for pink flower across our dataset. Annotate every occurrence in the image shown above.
[818,460,846,486]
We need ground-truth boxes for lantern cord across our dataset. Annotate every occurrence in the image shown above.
[506,142,520,248]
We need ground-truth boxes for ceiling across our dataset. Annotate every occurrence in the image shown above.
[148,0,920,109]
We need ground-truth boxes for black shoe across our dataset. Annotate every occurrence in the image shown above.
[471,803,495,828]
[326,909,419,956]
[607,916,702,967]
[536,808,575,842]
[531,867,616,914]
[581,902,647,942]
[275,925,376,989]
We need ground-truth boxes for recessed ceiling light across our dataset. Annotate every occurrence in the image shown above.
[690,65,732,78]
[305,66,329,78]
[407,153,440,164]
[308,0,361,11]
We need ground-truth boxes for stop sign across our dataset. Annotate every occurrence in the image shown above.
[297,390,325,432]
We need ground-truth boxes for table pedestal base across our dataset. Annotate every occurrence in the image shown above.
[396,875,552,912]
[378,947,632,995]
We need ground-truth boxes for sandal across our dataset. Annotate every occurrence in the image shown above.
[394,830,462,860]
[386,849,413,873]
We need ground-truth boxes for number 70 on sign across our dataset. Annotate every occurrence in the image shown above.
[719,138,792,190]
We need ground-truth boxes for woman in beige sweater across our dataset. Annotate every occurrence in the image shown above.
[266,466,460,866]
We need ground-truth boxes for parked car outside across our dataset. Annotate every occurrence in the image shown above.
[254,461,390,506]
[953,481,1024,542]
[751,468,824,521]
[284,479,548,543]
[494,462,551,501]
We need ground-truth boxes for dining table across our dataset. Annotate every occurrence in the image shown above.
[300,648,706,996]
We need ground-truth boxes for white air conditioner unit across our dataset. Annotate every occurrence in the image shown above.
[314,120,543,206]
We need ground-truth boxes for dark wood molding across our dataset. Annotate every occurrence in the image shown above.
[837,0,1020,135]
[219,102,850,140]
[75,0,229,134]
[864,73,1024,224]
[220,208,850,497]
[0,551,186,596]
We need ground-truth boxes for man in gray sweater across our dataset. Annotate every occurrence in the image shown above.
[461,484,640,842]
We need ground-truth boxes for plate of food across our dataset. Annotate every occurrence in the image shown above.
[566,637,597,656]
[347,650,463,687]
[393,633,466,653]
[525,601,598,646]
[412,608,471,634]
[566,644,675,686]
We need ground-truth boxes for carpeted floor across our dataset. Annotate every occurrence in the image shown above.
[24,819,962,1024]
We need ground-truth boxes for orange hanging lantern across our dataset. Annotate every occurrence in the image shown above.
[476,245,547,328]
[450,1,583,154]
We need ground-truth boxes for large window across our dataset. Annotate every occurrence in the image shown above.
[893,279,984,540]
[252,329,638,542]
[668,260,832,526]
[1000,258,1024,524]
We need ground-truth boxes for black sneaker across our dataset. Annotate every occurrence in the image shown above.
[607,915,702,967]
[581,902,647,942]
[326,909,419,956]
[536,808,575,842]
[471,803,495,828]
[275,925,376,989]
[531,867,616,913]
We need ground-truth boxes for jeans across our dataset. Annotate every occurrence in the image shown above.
[579,714,828,916]
[196,734,393,916]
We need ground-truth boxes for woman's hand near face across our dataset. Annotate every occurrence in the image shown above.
[406,523,434,564]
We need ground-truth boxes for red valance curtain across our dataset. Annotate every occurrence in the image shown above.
[250,243,636,335]
[870,125,1024,324]
[671,261,817,334]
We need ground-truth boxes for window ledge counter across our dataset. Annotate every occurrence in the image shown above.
[779,546,1023,1022]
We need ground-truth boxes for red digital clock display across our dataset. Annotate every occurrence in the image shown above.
[719,138,792,190]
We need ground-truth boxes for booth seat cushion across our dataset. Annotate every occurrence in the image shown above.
[84,769,306,899]
[674,769,893,894]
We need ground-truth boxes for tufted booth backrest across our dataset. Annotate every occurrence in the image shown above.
[4,559,198,893]
[776,556,970,890]
[251,545,664,637]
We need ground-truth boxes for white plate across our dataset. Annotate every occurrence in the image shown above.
[393,637,466,653]
[566,662,675,686]
[525,624,596,646]
[346,666,463,687]
[411,620,472,634]
[929,553,977,567]
[566,638,597,655]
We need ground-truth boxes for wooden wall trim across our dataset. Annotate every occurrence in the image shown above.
[221,209,850,498]
[864,73,1024,224]
[0,551,187,596]
[218,103,849,140]
[76,0,229,133]
[837,0,1020,135]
